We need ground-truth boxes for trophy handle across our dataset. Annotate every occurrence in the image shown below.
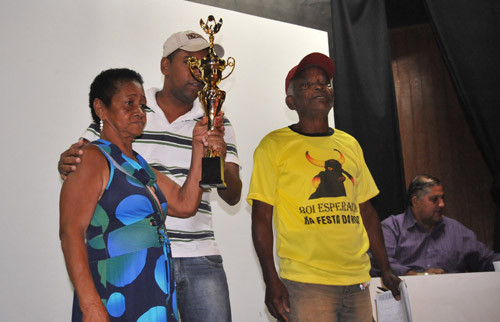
[187,57,203,82]
[222,57,235,80]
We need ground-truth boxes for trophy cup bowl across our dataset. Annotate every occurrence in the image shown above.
[187,16,235,189]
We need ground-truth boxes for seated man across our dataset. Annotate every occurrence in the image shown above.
[371,174,500,276]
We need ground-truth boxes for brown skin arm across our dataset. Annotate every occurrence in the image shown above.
[153,126,206,217]
[154,118,206,217]
[251,200,290,322]
[59,145,109,321]
[153,167,201,218]
[217,162,242,205]
[213,114,241,205]
[359,201,402,300]
[58,138,90,180]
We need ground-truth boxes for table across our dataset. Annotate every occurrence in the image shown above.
[369,272,500,322]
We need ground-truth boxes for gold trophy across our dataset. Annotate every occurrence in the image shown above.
[188,15,235,189]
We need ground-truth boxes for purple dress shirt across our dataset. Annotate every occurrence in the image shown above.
[370,209,500,276]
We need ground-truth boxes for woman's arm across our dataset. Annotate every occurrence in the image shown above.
[59,145,109,321]
[155,116,223,218]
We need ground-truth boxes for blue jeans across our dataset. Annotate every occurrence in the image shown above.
[282,279,373,322]
[173,256,231,322]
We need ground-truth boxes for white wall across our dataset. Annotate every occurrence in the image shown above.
[0,0,329,320]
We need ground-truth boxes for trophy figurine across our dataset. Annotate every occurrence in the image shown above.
[188,15,235,189]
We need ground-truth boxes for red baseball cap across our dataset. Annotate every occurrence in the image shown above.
[285,52,335,94]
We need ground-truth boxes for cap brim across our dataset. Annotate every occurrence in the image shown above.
[296,53,334,78]
[285,52,334,94]
[180,43,225,57]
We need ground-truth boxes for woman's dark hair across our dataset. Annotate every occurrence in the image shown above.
[88,68,144,124]
[407,175,441,206]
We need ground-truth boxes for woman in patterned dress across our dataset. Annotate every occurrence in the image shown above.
[59,68,225,321]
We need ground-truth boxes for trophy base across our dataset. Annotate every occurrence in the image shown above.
[199,156,226,189]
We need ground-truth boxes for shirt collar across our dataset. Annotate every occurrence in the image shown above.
[180,99,204,120]
[145,87,205,123]
[404,208,446,232]
[403,208,420,230]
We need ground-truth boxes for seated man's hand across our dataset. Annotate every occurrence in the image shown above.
[405,267,445,275]
[58,139,87,179]
[426,267,445,274]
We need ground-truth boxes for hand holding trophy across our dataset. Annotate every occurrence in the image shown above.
[188,15,235,189]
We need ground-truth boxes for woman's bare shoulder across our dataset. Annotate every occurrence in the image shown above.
[67,143,108,178]
[81,143,107,162]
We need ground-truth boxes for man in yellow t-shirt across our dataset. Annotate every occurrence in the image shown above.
[247,52,401,322]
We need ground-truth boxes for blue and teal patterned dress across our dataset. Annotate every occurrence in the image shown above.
[72,139,179,322]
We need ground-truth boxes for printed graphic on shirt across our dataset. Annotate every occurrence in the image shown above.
[300,202,361,226]
[306,149,355,199]
[293,148,362,227]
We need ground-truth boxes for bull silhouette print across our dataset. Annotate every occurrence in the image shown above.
[306,149,354,199]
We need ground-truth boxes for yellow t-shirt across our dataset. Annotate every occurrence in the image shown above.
[247,127,379,285]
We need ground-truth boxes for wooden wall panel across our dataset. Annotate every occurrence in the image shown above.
[389,24,496,247]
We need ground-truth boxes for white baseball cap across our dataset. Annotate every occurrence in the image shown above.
[162,30,225,58]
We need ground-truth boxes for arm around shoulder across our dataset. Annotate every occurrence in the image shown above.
[58,138,90,179]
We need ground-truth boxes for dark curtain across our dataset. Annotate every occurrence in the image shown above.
[424,0,500,250]
[330,0,406,219]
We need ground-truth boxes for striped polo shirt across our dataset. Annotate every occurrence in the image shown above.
[82,87,240,258]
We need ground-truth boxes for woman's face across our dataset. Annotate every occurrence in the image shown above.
[102,80,147,140]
